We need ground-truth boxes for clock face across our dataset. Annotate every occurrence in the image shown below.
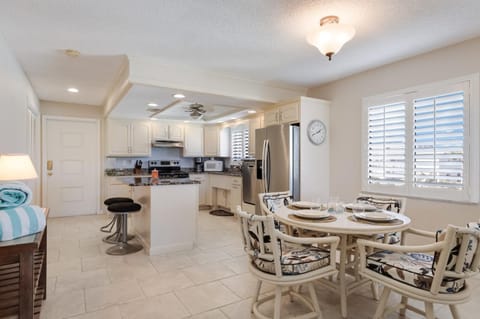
[307,120,326,145]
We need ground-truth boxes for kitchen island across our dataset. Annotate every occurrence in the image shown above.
[121,177,199,255]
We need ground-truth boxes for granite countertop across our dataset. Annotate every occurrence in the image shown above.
[105,169,150,177]
[120,177,199,186]
[204,171,242,177]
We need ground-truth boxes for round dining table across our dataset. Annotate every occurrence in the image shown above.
[274,205,411,318]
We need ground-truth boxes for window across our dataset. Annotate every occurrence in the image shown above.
[231,125,249,162]
[362,74,479,203]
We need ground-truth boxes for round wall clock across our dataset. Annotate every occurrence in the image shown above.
[307,119,326,145]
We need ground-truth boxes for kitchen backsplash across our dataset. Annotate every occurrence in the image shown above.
[104,147,232,169]
[104,148,194,169]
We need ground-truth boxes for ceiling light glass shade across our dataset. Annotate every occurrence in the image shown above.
[190,112,203,120]
[0,154,38,181]
[307,16,355,60]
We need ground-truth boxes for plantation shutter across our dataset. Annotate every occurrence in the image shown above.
[367,102,406,186]
[231,127,249,161]
[413,91,464,190]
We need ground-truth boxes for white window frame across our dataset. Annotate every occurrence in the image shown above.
[362,74,479,203]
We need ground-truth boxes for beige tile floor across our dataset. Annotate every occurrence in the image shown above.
[41,210,480,319]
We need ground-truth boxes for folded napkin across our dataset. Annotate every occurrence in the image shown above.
[0,182,32,209]
[0,205,46,241]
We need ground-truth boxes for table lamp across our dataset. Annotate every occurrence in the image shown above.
[0,154,38,182]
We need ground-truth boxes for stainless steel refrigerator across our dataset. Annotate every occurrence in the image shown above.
[247,124,299,212]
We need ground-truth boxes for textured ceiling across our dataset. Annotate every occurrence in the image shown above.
[1,0,480,107]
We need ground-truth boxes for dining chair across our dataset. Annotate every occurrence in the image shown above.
[356,192,407,244]
[357,223,480,319]
[236,206,339,319]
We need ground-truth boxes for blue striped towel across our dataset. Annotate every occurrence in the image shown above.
[0,182,32,209]
[0,205,46,241]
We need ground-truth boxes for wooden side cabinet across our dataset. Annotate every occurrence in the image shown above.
[0,208,48,318]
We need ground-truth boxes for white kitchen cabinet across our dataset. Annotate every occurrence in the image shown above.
[152,122,184,141]
[189,173,210,207]
[104,176,132,199]
[209,174,242,213]
[204,125,230,157]
[263,101,299,127]
[248,115,263,157]
[183,124,204,157]
[106,119,151,157]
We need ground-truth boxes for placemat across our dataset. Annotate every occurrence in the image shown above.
[347,215,403,226]
[288,214,337,223]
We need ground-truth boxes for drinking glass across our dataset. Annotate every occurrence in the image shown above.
[328,196,339,214]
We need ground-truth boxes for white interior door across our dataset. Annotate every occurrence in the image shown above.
[43,117,100,217]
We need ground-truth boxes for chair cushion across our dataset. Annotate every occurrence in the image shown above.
[263,194,291,213]
[107,202,141,213]
[253,245,330,275]
[104,197,133,205]
[366,250,465,294]
[433,224,479,272]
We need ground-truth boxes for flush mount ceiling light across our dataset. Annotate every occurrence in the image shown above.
[147,103,158,107]
[306,15,355,61]
[173,93,186,99]
[247,110,257,114]
[67,87,79,93]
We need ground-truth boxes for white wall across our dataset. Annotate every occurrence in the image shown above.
[307,37,480,232]
[0,34,39,153]
[299,97,330,202]
[40,100,103,118]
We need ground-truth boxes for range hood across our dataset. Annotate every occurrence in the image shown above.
[151,139,184,148]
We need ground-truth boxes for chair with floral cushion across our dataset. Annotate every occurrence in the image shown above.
[236,206,339,319]
[357,224,480,319]
[356,193,407,244]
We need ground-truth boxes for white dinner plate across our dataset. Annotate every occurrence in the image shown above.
[353,212,396,222]
[345,203,378,212]
[293,209,330,219]
[291,201,322,209]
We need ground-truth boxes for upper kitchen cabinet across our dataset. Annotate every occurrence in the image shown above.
[263,101,299,127]
[106,119,151,157]
[183,124,204,157]
[204,125,230,157]
[152,122,184,141]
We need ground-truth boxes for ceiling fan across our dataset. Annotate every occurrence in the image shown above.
[185,103,206,120]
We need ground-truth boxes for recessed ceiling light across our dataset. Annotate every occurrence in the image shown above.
[247,110,257,114]
[147,103,158,107]
[173,93,185,99]
[67,87,79,93]
[184,120,190,123]
[230,118,237,120]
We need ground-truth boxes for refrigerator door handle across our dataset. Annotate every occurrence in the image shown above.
[265,139,271,193]
[262,140,267,193]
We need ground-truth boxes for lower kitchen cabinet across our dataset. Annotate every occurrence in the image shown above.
[209,174,242,213]
[189,173,210,207]
[104,176,133,201]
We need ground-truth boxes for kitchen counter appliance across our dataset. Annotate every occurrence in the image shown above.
[204,160,223,172]
[147,160,189,178]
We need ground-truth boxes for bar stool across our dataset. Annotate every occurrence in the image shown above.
[101,197,134,244]
[106,202,143,255]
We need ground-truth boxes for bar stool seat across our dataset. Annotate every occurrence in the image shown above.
[106,202,143,255]
[101,197,135,244]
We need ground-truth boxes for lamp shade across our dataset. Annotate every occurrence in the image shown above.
[307,16,355,60]
[0,154,38,181]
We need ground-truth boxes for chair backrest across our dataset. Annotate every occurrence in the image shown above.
[430,224,480,293]
[357,192,406,214]
[258,192,292,216]
[236,206,284,276]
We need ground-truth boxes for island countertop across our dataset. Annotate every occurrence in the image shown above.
[119,177,200,186]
